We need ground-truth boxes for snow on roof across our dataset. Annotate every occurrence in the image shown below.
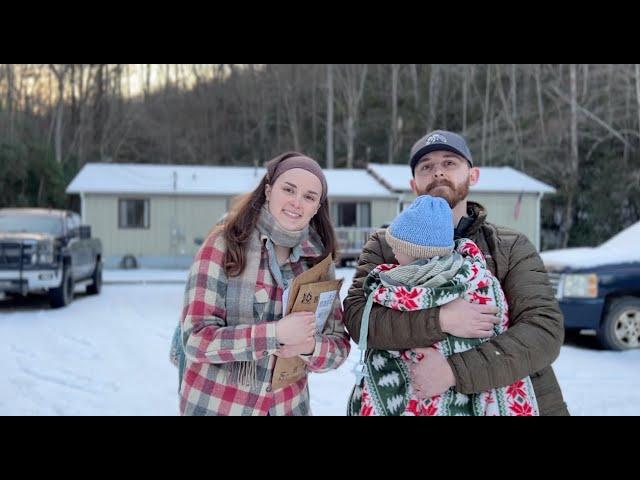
[66,163,395,198]
[322,169,394,198]
[541,220,640,270]
[367,163,556,194]
[66,163,266,196]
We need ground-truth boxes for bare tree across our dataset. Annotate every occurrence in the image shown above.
[326,64,334,168]
[275,65,302,151]
[336,64,368,168]
[3,63,640,245]
[388,64,400,164]
[49,64,71,164]
[462,64,469,135]
[557,64,580,248]
[495,64,522,168]
[409,64,420,108]
[636,64,640,140]
[481,64,492,164]
[6,64,15,139]
[427,64,441,132]
[534,63,547,142]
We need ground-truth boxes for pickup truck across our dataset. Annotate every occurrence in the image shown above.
[541,221,640,350]
[0,208,103,308]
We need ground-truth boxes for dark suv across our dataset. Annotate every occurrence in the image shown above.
[0,209,103,308]
[542,222,640,350]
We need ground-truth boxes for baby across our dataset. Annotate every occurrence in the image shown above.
[348,195,539,416]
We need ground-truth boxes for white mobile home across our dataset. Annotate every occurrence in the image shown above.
[66,163,399,268]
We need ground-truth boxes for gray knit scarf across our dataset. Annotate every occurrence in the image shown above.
[226,206,309,387]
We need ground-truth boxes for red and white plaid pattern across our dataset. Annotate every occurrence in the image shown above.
[180,229,350,415]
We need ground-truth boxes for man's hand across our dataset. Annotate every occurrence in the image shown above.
[439,298,500,338]
[275,338,316,358]
[410,347,456,399]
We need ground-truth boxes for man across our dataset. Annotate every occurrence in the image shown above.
[344,130,569,415]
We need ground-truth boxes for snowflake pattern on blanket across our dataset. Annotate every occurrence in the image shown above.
[348,238,539,416]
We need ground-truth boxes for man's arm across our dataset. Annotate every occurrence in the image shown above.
[447,232,564,394]
[343,230,446,350]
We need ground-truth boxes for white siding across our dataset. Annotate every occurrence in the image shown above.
[468,192,539,249]
[84,194,227,258]
[371,199,399,228]
[398,191,540,249]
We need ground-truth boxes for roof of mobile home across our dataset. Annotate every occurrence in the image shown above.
[367,163,556,194]
[67,163,395,199]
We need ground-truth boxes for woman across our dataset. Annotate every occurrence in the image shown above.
[175,152,350,415]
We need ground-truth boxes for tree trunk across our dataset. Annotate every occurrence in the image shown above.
[462,64,468,135]
[94,64,105,151]
[6,64,14,140]
[326,64,334,168]
[49,64,69,164]
[279,65,301,151]
[481,65,491,164]
[560,64,579,248]
[511,64,520,170]
[441,65,449,130]
[336,64,368,168]
[410,64,420,108]
[427,64,441,132]
[535,64,547,142]
[570,64,579,188]
[145,64,151,100]
[636,64,640,141]
[55,83,64,164]
[311,64,318,157]
[607,64,614,125]
[495,64,521,169]
[346,115,355,168]
[388,64,399,164]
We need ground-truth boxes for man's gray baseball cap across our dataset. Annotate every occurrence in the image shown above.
[409,130,473,174]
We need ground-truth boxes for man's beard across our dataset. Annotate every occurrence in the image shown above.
[418,177,470,208]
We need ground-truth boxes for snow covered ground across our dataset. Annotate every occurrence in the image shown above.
[104,269,189,284]
[1,268,639,416]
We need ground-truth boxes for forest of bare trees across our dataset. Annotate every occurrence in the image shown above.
[1,64,639,249]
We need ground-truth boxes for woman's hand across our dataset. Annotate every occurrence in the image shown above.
[275,338,316,358]
[276,311,316,345]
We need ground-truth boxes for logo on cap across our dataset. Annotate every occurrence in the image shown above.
[425,133,447,146]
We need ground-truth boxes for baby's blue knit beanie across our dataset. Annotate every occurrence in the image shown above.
[386,195,454,259]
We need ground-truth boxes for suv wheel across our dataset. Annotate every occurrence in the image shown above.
[597,297,640,350]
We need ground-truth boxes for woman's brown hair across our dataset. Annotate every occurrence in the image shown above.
[222,152,337,277]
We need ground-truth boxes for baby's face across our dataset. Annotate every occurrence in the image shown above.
[392,248,417,266]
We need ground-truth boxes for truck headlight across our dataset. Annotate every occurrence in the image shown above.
[561,273,598,298]
[36,241,54,265]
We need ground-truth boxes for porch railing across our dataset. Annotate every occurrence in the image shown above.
[334,227,379,263]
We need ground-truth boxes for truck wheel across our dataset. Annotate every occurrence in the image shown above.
[49,266,74,308]
[597,297,640,350]
[87,261,103,295]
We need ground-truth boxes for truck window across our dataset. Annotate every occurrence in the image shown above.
[0,214,63,235]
